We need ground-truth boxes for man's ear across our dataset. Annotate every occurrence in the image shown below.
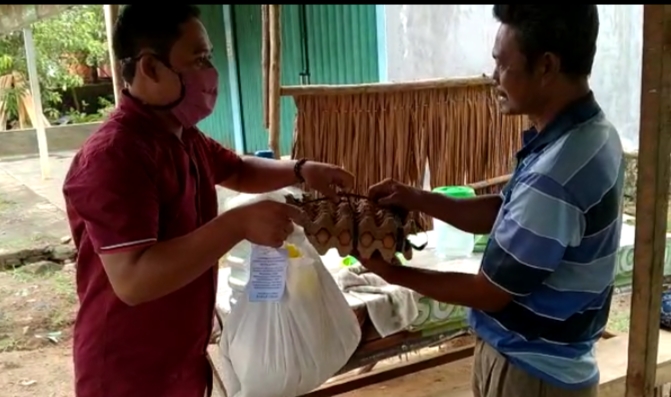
[137,56,160,83]
[539,52,561,85]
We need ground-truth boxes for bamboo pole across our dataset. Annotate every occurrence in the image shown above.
[261,5,270,129]
[103,5,123,105]
[467,174,512,191]
[268,4,281,158]
[625,5,671,397]
[280,75,494,97]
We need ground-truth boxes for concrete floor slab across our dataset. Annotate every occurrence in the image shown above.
[0,152,75,212]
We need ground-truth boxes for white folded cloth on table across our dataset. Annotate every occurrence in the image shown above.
[336,264,419,337]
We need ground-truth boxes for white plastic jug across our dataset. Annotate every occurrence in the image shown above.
[432,186,476,259]
[225,243,250,307]
[434,220,475,259]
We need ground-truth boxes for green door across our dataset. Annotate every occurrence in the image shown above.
[232,5,380,155]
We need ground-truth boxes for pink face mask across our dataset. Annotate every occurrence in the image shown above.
[170,67,219,128]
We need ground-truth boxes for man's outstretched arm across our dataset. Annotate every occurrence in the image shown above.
[205,136,354,196]
[413,191,502,235]
[374,265,513,312]
[368,178,503,235]
[362,172,583,312]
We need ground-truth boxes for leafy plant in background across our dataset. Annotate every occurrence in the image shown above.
[67,97,115,124]
[0,5,107,128]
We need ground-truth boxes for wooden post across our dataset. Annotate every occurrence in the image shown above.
[104,5,123,106]
[268,4,281,159]
[261,5,270,129]
[625,5,671,397]
[23,27,50,180]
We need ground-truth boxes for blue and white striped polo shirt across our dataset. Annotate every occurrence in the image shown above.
[469,93,625,390]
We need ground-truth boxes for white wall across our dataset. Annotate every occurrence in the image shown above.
[384,5,643,151]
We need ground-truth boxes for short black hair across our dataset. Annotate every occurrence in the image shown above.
[112,4,201,83]
[493,5,599,77]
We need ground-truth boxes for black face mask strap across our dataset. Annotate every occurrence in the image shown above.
[121,53,186,109]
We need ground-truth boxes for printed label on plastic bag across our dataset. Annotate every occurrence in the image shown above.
[248,244,288,302]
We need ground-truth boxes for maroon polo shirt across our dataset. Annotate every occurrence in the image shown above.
[63,92,242,397]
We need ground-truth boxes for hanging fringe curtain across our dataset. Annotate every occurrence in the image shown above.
[290,77,527,193]
[288,76,529,229]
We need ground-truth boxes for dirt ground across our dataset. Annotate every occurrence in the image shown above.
[0,266,76,397]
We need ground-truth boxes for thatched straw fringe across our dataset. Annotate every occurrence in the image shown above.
[291,82,528,227]
[426,85,526,191]
[293,92,428,194]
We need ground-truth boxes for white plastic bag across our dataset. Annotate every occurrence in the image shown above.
[220,190,362,397]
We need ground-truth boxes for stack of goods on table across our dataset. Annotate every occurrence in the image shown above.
[285,193,421,263]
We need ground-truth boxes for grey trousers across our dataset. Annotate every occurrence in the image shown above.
[471,339,598,397]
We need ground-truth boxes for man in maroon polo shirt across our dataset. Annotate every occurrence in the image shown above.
[62,5,354,397]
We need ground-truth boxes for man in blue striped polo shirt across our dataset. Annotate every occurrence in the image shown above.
[361,5,623,397]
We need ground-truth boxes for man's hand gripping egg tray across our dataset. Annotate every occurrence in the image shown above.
[285,193,423,262]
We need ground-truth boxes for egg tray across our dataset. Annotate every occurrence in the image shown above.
[286,194,419,262]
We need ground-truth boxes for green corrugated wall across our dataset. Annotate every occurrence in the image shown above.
[198,5,379,155]
[234,4,379,155]
[304,5,379,84]
[231,5,262,153]
[232,5,302,155]
[197,4,235,148]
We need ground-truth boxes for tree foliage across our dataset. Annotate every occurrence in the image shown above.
[0,5,107,117]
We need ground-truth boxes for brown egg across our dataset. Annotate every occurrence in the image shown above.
[360,232,374,247]
[339,231,352,245]
[316,229,330,244]
[382,234,395,249]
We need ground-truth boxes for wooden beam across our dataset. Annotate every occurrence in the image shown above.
[103,5,123,106]
[466,174,512,191]
[597,332,671,397]
[268,4,281,158]
[280,76,493,97]
[302,345,474,397]
[625,5,671,397]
